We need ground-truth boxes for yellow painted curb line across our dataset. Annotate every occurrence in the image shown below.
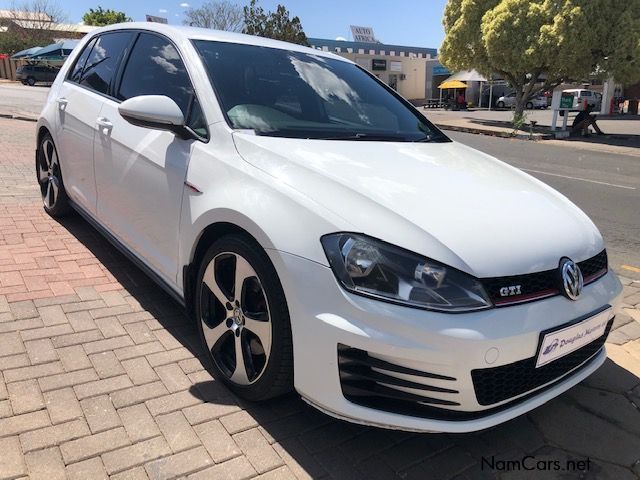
[621,265,640,273]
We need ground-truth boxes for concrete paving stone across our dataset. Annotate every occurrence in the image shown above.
[80,394,122,433]
[24,338,58,365]
[0,331,25,356]
[144,446,213,480]
[623,292,640,306]
[3,361,64,384]
[61,299,106,314]
[100,290,129,307]
[101,436,172,475]
[90,305,134,320]
[183,400,240,425]
[0,409,50,438]
[530,397,640,466]
[271,438,327,480]
[220,410,259,435]
[0,354,31,375]
[146,390,201,417]
[124,322,156,344]
[355,456,402,480]
[36,305,68,326]
[0,317,43,334]
[117,311,154,325]
[38,367,99,392]
[121,357,159,385]
[50,329,102,348]
[94,316,128,339]
[155,363,192,393]
[624,308,640,323]
[152,329,183,351]
[44,387,83,424]
[118,404,161,443]
[193,419,242,464]
[60,426,130,464]
[110,381,169,409]
[66,310,97,332]
[34,294,81,308]
[233,428,284,474]
[401,446,477,480]
[74,287,101,301]
[337,427,410,465]
[188,456,256,480]
[568,385,640,436]
[22,324,74,342]
[255,466,297,480]
[0,436,26,479]
[178,357,205,375]
[66,457,109,480]
[607,329,632,345]
[114,341,165,361]
[0,400,12,418]
[298,420,366,455]
[581,358,640,393]
[312,445,365,479]
[89,351,126,378]
[110,466,150,480]
[0,373,7,400]
[19,418,90,453]
[56,345,92,371]
[83,335,134,355]
[617,320,640,342]
[9,300,37,320]
[156,411,200,453]
[74,374,133,400]
[147,347,193,368]
[380,434,453,472]
[24,447,65,480]
[7,379,45,415]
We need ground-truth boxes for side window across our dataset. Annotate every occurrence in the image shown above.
[68,37,97,83]
[117,33,206,137]
[80,32,134,96]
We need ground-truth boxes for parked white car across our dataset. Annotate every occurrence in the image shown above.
[36,23,622,433]
[496,92,548,109]
[562,89,602,110]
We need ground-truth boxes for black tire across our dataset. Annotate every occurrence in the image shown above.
[497,101,505,109]
[194,234,293,401]
[26,77,36,86]
[36,132,72,217]
[526,102,533,109]
[21,80,28,85]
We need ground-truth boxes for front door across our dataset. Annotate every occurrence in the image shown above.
[94,32,206,284]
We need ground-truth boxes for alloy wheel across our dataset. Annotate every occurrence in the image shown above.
[37,138,61,209]
[199,252,272,385]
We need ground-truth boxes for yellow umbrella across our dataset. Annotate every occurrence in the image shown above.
[438,79,468,89]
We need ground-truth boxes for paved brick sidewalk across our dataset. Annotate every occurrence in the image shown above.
[1,117,639,480]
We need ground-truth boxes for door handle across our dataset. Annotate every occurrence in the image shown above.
[56,98,68,110]
[96,117,113,130]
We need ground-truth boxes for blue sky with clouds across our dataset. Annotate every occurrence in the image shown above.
[0,0,448,49]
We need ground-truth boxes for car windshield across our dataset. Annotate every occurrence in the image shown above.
[193,40,448,142]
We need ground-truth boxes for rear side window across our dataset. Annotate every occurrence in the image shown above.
[117,33,206,137]
[80,32,134,95]
[68,37,97,83]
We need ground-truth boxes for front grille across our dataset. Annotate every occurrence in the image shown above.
[482,250,608,307]
[471,319,612,406]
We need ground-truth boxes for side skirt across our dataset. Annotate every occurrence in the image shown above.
[68,200,186,309]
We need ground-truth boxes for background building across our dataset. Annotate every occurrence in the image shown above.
[309,37,436,104]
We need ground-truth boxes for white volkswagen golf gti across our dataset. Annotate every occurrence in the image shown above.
[36,23,622,433]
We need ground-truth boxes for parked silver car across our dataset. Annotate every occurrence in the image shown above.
[496,93,548,109]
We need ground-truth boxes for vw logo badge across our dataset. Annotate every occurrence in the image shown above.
[559,258,583,300]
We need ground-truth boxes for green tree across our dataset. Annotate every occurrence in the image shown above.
[440,0,640,120]
[82,6,131,26]
[183,0,244,31]
[243,0,308,46]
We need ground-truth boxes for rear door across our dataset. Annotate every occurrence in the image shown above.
[55,32,134,215]
[93,32,208,283]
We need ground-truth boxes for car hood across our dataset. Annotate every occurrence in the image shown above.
[232,133,603,277]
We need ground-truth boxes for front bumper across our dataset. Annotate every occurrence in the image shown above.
[269,250,623,433]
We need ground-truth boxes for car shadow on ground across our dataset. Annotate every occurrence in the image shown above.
[55,213,640,480]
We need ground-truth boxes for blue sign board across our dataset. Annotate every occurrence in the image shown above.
[432,65,450,75]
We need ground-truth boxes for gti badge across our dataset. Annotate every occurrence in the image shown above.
[560,258,583,300]
[499,285,522,297]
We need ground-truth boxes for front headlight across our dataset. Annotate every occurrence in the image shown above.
[321,233,492,312]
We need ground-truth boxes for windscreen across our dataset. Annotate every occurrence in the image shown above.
[193,40,448,142]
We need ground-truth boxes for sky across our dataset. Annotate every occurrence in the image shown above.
[0,0,448,49]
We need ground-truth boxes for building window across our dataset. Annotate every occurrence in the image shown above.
[358,48,364,54]
[347,48,353,53]
[400,52,405,57]
[390,51,395,56]
[380,50,385,55]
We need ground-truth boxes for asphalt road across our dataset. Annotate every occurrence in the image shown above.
[449,131,640,277]
[0,82,49,117]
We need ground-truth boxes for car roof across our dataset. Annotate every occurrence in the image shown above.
[91,22,352,64]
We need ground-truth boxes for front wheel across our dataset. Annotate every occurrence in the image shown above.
[497,101,505,109]
[526,102,533,109]
[26,77,36,86]
[194,234,293,401]
[36,133,72,217]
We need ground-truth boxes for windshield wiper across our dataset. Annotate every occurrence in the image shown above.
[315,133,411,141]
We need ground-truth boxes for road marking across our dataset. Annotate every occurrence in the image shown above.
[621,265,640,273]
[520,168,636,190]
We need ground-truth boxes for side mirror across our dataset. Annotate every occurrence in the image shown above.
[118,95,191,138]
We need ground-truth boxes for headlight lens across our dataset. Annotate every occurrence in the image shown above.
[321,233,492,312]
